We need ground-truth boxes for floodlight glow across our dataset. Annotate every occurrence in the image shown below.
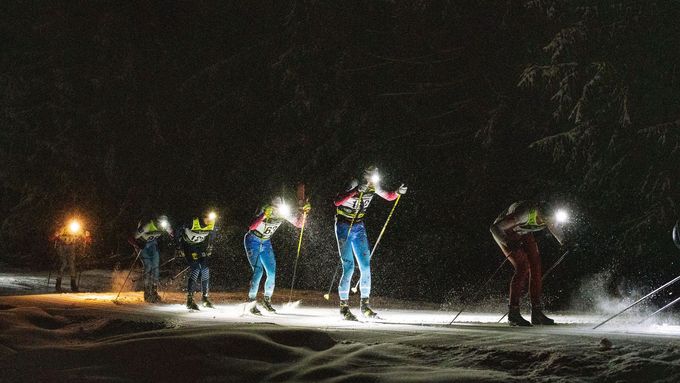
[68,220,81,234]
[370,173,381,184]
[207,211,217,221]
[554,209,569,223]
[278,203,291,218]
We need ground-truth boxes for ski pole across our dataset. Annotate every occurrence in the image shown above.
[323,266,340,301]
[46,268,52,290]
[172,266,190,280]
[158,256,177,270]
[449,257,508,324]
[593,273,680,329]
[113,249,142,302]
[496,250,571,323]
[638,296,680,324]
[351,195,401,294]
[134,256,178,282]
[324,191,364,300]
[46,241,59,289]
[288,211,307,303]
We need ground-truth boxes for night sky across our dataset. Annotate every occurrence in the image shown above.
[2,1,679,307]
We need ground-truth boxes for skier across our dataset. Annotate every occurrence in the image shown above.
[52,219,86,292]
[244,197,310,314]
[334,166,407,320]
[130,214,173,303]
[490,201,565,326]
[176,211,217,310]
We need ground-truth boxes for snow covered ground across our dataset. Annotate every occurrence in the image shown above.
[1,270,680,382]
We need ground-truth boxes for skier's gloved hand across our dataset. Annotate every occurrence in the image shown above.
[358,183,369,193]
[205,244,214,257]
[175,249,184,259]
[264,206,274,219]
[397,184,408,195]
[301,203,312,213]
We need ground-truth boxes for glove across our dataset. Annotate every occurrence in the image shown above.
[357,183,369,193]
[397,184,408,195]
[175,249,185,259]
[301,203,312,213]
[264,206,274,219]
[205,244,214,257]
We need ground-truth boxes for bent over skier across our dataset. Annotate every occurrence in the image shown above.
[334,166,407,320]
[176,211,217,310]
[490,201,565,326]
[244,196,310,315]
[130,214,173,303]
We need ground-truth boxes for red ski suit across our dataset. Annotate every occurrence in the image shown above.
[490,202,545,307]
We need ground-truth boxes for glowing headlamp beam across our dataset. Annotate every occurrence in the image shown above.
[159,219,169,229]
[370,173,381,184]
[68,220,81,234]
[207,211,217,221]
[554,209,569,224]
[277,203,291,218]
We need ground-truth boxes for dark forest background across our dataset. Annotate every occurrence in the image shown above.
[1,1,679,308]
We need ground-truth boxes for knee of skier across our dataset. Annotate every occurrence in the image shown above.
[266,266,276,280]
[513,259,530,278]
[341,267,354,282]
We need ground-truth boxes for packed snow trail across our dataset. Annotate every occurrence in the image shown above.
[2,292,680,382]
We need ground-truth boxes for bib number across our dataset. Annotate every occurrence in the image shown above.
[264,227,274,235]
[351,196,372,210]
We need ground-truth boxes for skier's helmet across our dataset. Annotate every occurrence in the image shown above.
[363,166,379,183]
[271,196,284,207]
[157,215,169,229]
[673,221,680,251]
[202,210,217,224]
[536,201,551,220]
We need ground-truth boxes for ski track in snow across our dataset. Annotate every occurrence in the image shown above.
[0,291,680,382]
[1,271,680,382]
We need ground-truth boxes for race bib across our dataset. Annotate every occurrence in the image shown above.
[184,228,210,244]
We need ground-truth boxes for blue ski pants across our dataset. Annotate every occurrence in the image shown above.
[335,220,371,300]
[244,233,277,300]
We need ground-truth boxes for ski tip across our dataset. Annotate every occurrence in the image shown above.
[350,288,358,293]
[323,294,330,300]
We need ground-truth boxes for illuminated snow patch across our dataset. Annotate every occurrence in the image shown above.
[279,300,302,313]
[78,294,117,301]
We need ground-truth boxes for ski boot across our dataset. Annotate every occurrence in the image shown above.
[360,298,378,318]
[248,299,262,315]
[149,284,162,303]
[531,305,555,325]
[340,300,358,321]
[261,296,276,313]
[143,285,152,302]
[70,278,79,292]
[508,305,532,327]
[202,295,214,309]
[151,284,162,303]
[55,277,63,292]
[186,295,200,310]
